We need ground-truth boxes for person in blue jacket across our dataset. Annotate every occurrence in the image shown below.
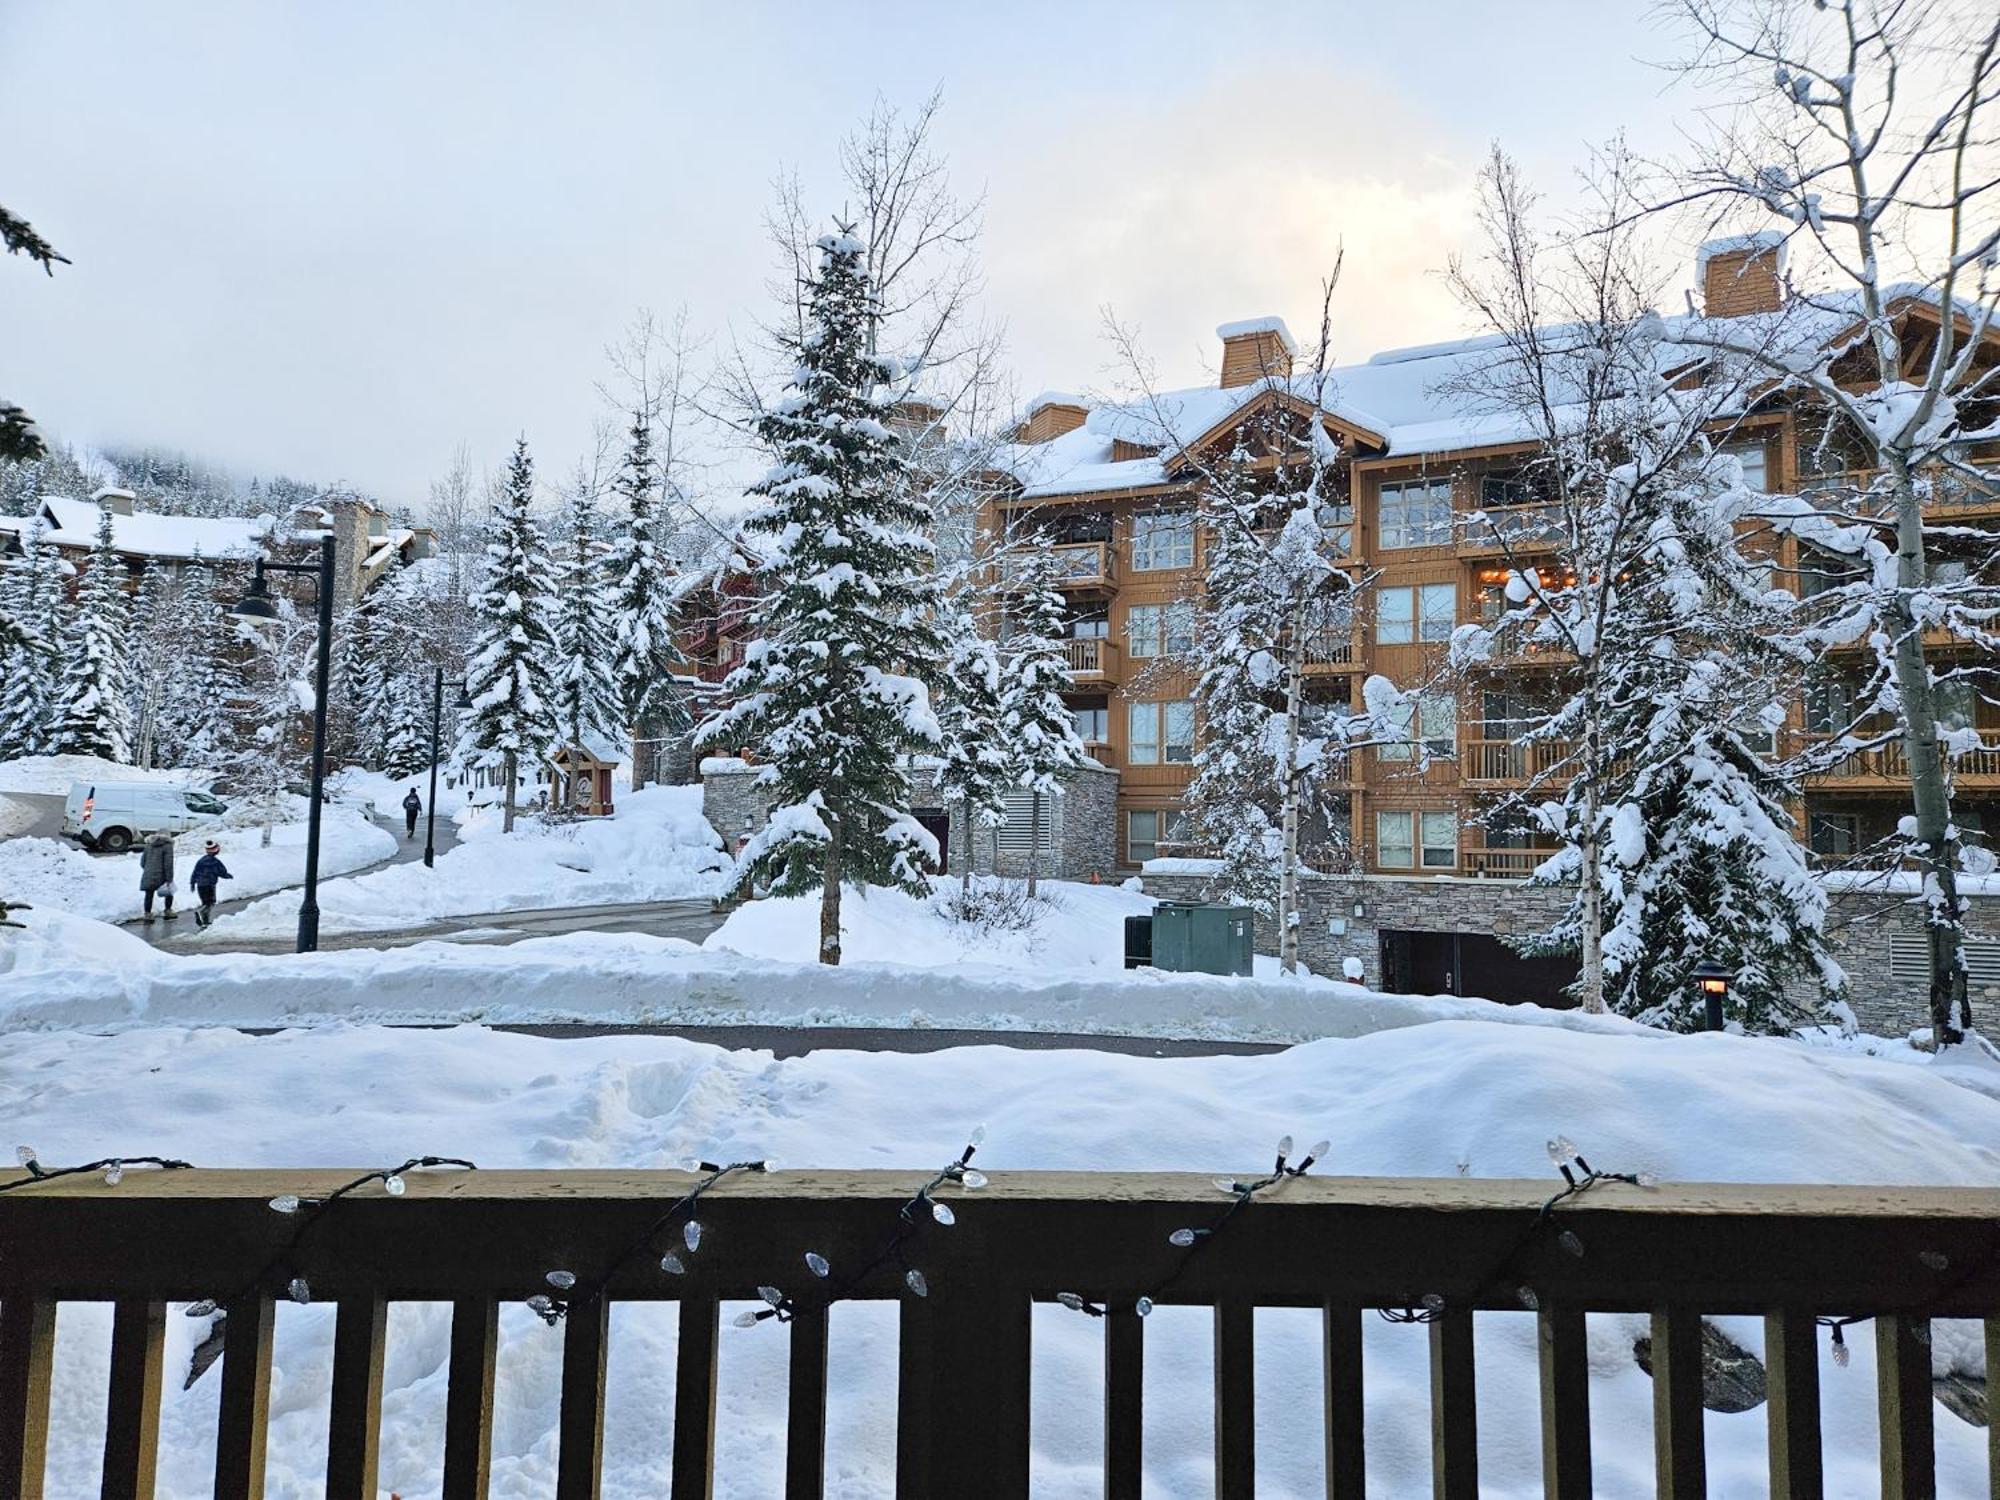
[189,840,233,928]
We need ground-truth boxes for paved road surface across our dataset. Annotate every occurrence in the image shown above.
[147,895,725,954]
[4,792,66,840]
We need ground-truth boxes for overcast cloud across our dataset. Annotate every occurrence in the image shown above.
[2,2,1719,507]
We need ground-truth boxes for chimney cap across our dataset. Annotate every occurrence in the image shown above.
[1215,316,1297,354]
[1695,229,1787,280]
[1023,390,1087,416]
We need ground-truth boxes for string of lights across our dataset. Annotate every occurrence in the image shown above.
[1057,1134,1329,1319]
[1812,1232,1993,1367]
[3,1145,193,1194]
[527,1158,771,1325]
[735,1127,988,1329]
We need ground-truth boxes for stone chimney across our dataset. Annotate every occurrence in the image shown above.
[92,486,136,516]
[1698,232,1786,318]
[1217,317,1296,388]
[1016,392,1088,444]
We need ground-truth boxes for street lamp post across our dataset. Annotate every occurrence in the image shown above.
[229,534,337,954]
[1691,957,1736,1033]
[424,672,473,869]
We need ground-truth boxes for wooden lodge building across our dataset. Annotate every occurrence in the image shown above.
[978,238,2000,1017]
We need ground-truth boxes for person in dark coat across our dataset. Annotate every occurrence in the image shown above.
[402,787,422,839]
[189,840,233,928]
[139,831,176,922]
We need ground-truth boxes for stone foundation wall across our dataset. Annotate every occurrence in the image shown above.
[1141,865,2000,1037]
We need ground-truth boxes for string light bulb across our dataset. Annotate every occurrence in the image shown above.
[931,1201,956,1226]
[1169,1228,1198,1247]
[1135,1296,1154,1317]
[660,1252,686,1276]
[383,1174,406,1197]
[14,1146,36,1168]
[805,1251,830,1278]
[1546,1137,1578,1168]
[1917,1250,1948,1271]
[960,1169,988,1189]
[268,1194,300,1215]
[101,1161,124,1186]
[546,1270,577,1290]
[905,1268,929,1297]
[1558,1230,1586,1258]
[185,1299,218,1318]
[286,1276,312,1305]
[684,1220,703,1252]
[1515,1286,1540,1311]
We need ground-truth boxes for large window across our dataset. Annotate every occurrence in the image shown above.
[1131,511,1195,571]
[1376,809,1457,869]
[1721,439,1769,493]
[1126,601,1195,658]
[1808,812,1859,859]
[1073,705,1109,743]
[1378,693,1456,762]
[1129,699,1194,764]
[1377,583,1456,645]
[1377,478,1456,549]
[1127,808,1190,864]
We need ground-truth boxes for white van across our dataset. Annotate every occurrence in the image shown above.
[62,781,229,853]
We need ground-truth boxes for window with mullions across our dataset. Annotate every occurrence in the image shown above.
[1377,584,1456,645]
[1127,808,1191,863]
[1376,809,1457,869]
[1126,601,1196,658]
[1132,511,1195,571]
[1128,700,1195,764]
[1377,477,1455,549]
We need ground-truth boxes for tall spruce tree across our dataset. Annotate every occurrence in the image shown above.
[154,556,228,770]
[606,412,685,786]
[933,604,1011,895]
[698,227,945,964]
[52,501,133,761]
[553,473,623,754]
[997,540,1089,897]
[460,437,560,832]
[0,516,63,758]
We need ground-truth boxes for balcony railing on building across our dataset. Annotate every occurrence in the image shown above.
[1462,737,1577,785]
[1456,502,1565,555]
[1461,845,1549,878]
[1064,636,1121,685]
[3,1167,1990,1499]
[1002,541,1115,594]
[1796,727,2000,785]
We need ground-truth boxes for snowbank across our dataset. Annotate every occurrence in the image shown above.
[328,765,469,821]
[0,753,206,796]
[0,805,395,924]
[9,1020,1996,1497]
[205,784,728,938]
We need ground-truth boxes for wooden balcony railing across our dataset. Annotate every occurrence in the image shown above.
[1457,503,1564,554]
[1796,727,2000,784]
[1461,846,1548,878]
[2,1170,1994,1498]
[1303,627,1355,668]
[1463,737,1576,784]
[1064,636,1120,682]
[1003,541,1115,592]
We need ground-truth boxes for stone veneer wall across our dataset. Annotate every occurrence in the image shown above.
[701,760,1121,882]
[1141,866,1999,1038]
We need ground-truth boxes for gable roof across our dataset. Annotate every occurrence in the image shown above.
[0,496,274,561]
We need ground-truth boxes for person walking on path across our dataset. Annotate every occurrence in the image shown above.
[189,840,233,928]
[402,787,422,840]
[139,831,177,923]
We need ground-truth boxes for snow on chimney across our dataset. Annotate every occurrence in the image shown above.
[1697,231,1787,318]
[1217,317,1296,388]
[92,486,136,516]
[1016,391,1088,444]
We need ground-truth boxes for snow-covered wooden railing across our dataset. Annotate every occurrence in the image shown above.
[1,1170,1995,1498]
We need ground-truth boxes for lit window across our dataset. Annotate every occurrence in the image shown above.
[1132,511,1195,571]
[1377,478,1456,549]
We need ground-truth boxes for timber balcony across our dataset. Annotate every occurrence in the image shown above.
[1462,736,1577,786]
[1456,503,1564,556]
[1002,541,1116,597]
[1063,636,1121,685]
[1461,846,1550,878]
[4,1171,1998,1498]
[1797,728,2000,788]
[1302,626,1357,673]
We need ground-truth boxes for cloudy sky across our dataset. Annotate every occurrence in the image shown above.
[2,2,1725,506]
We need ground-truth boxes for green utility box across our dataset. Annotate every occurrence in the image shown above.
[1148,902,1255,976]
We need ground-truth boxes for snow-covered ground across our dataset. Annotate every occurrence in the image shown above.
[0,802,395,925]
[0,752,207,796]
[207,784,728,938]
[0,792,36,838]
[10,1018,1996,1498]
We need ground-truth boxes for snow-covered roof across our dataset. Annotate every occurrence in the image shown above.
[1024,390,1087,413]
[1216,316,1297,352]
[0,496,273,561]
[1696,229,1788,279]
[990,282,1978,500]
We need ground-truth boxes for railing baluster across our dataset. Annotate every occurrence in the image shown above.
[0,1295,56,1500]
[325,1294,386,1500]
[1650,1306,1706,1499]
[900,1293,1030,1496]
[670,1296,719,1500]
[894,1298,933,1500]
[1103,1305,1143,1500]
[557,1294,609,1500]
[1214,1300,1255,1499]
[442,1297,498,1500]
[1537,1304,1590,1500]
[1763,1309,1822,1500]
[1322,1301,1365,1500]
[784,1304,829,1499]
[1875,1315,1933,1500]
[101,1299,165,1500]
[213,1294,275,1500]
[1429,1305,1479,1500]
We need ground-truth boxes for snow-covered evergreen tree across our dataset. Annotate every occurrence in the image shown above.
[552,470,623,754]
[152,556,228,770]
[606,412,686,786]
[460,437,560,832]
[0,517,64,758]
[52,500,133,761]
[933,602,1010,895]
[997,539,1089,897]
[698,227,946,964]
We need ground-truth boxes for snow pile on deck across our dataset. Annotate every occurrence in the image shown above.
[0,803,394,924]
[204,784,728,939]
[9,1021,1996,1496]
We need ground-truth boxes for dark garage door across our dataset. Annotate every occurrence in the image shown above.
[1379,929,1580,1008]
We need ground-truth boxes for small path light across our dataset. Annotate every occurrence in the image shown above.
[1692,957,1735,1032]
